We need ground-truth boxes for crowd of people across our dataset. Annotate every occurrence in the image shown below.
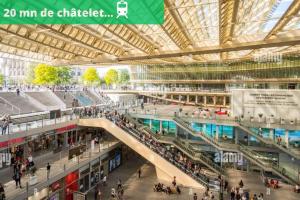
[101,110,222,192]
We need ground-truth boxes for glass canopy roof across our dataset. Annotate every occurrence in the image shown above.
[0,0,299,65]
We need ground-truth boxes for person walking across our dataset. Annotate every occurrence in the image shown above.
[46,163,51,180]
[14,168,22,189]
[138,168,141,178]
[193,193,198,200]
[102,175,107,186]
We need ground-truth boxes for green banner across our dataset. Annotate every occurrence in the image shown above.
[0,0,164,24]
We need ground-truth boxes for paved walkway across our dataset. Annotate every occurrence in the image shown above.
[225,169,300,200]
[3,141,118,200]
[88,154,208,200]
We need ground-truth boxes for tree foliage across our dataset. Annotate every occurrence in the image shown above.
[0,74,4,86]
[33,64,72,85]
[118,69,130,84]
[56,66,72,85]
[104,69,119,86]
[33,64,58,85]
[82,67,100,85]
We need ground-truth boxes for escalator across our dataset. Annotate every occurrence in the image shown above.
[239,122,300,160]
[173,117,300,185]
[173,117,238,151]
[135,122,225,175]
[78,117,220,190]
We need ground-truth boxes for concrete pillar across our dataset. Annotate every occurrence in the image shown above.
[160,120,163,132]
[187,95,190,103]
[88,163,92,189]
[215,125,219,141]
[203,124,207,134]
[234,127,239,144]
[285,129,289,148]
[223,96,226,106]
[204,96,207,106]
[246,161,250,172]
[171,95,173,100]
[149,120,152,130]
[195,96,198,104]
[269,129,274,141]
[64,132,68,147]
[213,96,217,106]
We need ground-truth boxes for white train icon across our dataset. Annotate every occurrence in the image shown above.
[117,0,128,19]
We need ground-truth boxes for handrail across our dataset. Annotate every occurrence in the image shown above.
[125,114,224,174]
[173,117,235,150]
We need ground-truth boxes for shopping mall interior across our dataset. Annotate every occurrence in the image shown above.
[1,0,300,200]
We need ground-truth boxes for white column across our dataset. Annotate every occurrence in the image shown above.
[203,124,207,134]
[149,120,152,130]
[215,125,219,141]
[160,121,163,132]
[269,129,274,141]
[285,130,289,148]
[234,127,238,144]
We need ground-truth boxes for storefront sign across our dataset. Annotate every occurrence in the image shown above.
[0,137,25,148]
[56,124,77,134]
[231,89,300,120]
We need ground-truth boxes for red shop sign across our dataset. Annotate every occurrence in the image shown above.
[56,124,77,134]
[0,137,25,148]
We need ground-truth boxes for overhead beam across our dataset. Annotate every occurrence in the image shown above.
[0,25,78,59]
[246,0,300,58]
[219,0,240,60]
[265,0,300,39]
[162,0,193,49]
[40,25,125,56]
[118,36,300,61]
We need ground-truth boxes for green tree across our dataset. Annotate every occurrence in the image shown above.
[118,69,130,84]
[33,64,58,85]
[104,69,118,86]
[0,74,4,86]
[56,66,72,85]
[82,67,100,85]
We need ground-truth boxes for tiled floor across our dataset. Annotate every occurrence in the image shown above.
[225,169,300,200]
[88,154,210,200]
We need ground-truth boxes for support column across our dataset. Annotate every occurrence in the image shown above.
[171,95,173,100]
[234,127,239,144]
[195,96,198,104]
[204,96,207,106]
[213,96,217,106]
[269,129,274,141]
[246,161,250,172]
[187,95,190,103]
[160,120,163,132]
[223,96,226,106]
[88,163,92,190]
[285,129,289,148]
[203,124,207,134]
[215,125,219,141]
[149,120,152,130]
[64,132,68,147]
